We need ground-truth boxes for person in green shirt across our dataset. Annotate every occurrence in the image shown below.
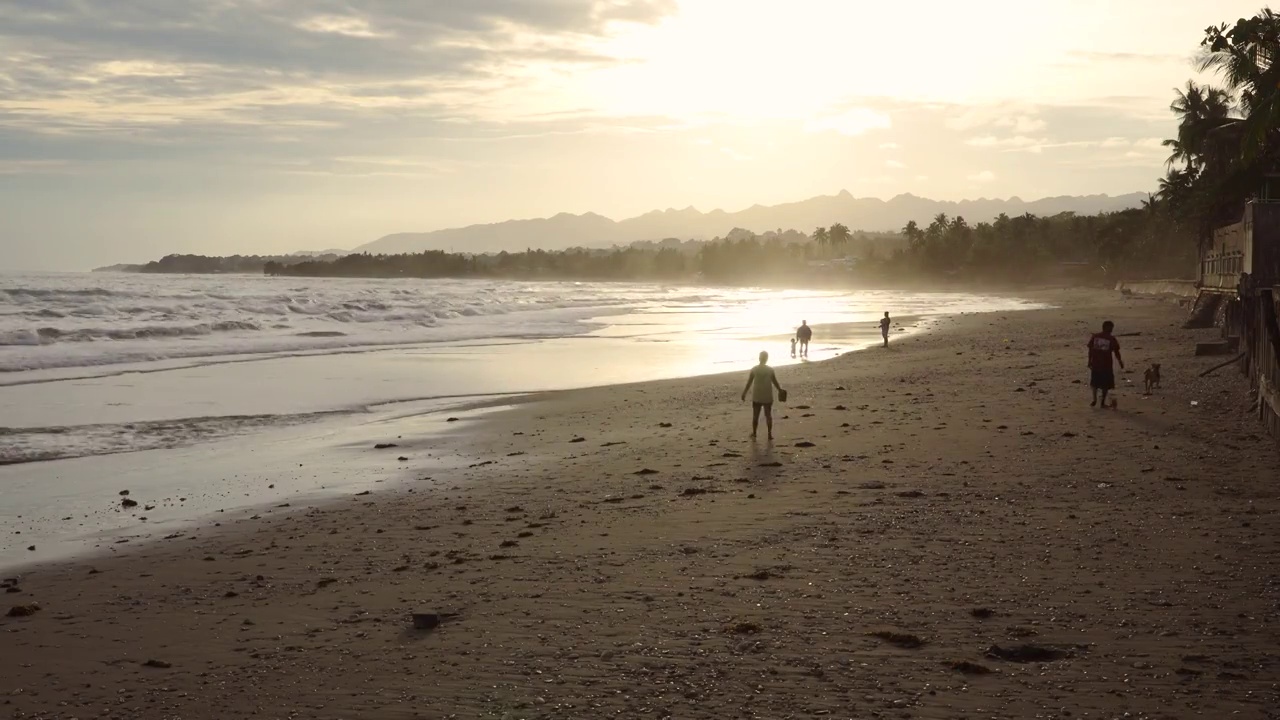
[741,351,785,440]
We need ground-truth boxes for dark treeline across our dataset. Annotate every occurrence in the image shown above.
[265,230,886,284]
[94,253,342,274]
[263,210,1178,286]
[143,253,341,274]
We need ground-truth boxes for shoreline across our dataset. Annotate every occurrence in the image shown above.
[4,287,1277,719]
[0,308,935,570]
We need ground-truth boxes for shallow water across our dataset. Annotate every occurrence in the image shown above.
[0,272,1045,568]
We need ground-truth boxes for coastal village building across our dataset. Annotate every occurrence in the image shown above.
[1200,177,1280,441]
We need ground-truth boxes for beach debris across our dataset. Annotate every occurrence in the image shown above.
[794,441,816,448]
[633,468,659,475]
[868,630,926,649]
[569,437,586,443]
[743,566,788,581]
[397,456,409,462]
[411,611,458,630]
[725,621,762,635]
[499,540,518,548]
[794,404,811,410]
[658,422,673,428]
[118,490,129,496]
[6,603,40,618]
[896,490,926,498]
[600,441,626,447]
[373,443,398,449]
[948,660,994,675]
[680,487,712,497]
[986,644,1072,663]
[355,490,371,496]
[446,417,459,422]
[758,461,783,468]
[142,659,172,669]
[121,498,138,508]
[971,607,996,619]
[859,482,887,490]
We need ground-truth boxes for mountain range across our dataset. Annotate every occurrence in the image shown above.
[354,190,1148,255]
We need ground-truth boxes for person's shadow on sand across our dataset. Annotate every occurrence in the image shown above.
[747,440,784,481]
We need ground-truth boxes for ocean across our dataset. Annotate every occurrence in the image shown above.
[0,272,1043,566]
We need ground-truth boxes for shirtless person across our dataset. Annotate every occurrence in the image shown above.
[879,312,891,348]
[741,351,785,440]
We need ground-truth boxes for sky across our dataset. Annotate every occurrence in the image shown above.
[0,0,1265,270]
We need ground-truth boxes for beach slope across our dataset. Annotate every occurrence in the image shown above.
[3,289,1278,719]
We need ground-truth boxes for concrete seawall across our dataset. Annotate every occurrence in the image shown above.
[1115,279,1199,298]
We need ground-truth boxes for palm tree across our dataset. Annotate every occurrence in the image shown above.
[1162,137,1194,169]
[1166,81,1235,170]
[902,220,923,252]
[828,223,852,254]
[812,227,829,255]
[1198,10,1279,160]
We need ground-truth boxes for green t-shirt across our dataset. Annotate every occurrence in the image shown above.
[750,365,777,403]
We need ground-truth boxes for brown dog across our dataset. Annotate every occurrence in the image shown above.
[1143,363,1161,394]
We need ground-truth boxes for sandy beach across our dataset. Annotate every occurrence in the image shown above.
[3,288,1278,720]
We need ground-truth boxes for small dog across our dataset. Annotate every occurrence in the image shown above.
[1143,363,1162,394]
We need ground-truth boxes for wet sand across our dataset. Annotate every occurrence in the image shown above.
[3,288,1278,719]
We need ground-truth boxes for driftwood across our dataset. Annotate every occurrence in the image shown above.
[1200,352,1247,377]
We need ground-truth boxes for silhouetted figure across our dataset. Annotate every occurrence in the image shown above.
[741,351,785,440]
[879,312,891,348]
[789,337,797,358]
[796,321,813,358]
[1087,320,1125,408]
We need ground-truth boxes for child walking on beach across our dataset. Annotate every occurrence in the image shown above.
[741,351,785,440]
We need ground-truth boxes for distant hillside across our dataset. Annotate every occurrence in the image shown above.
[356,190,1148,255]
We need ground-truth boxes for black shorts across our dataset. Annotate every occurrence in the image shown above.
[1090,369,1115,390]
[752,402,773,411]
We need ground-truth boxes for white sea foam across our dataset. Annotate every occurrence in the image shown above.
[0,273,714,374]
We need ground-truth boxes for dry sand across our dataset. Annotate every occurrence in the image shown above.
[3,288,1279,720]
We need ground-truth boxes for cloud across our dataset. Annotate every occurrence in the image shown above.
[0,0,677,139]
[995,115,1047,134]
[885,159,906,169]
[967,170,996,183]
[804,108,891,136]
[945,108,1045,134]
[966,135,1044,149]
[297,15,385,38]
[1066,50,1189,63]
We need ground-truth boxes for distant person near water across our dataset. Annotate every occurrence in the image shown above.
[741,351,785,440]
[796,321,813,358]
[879,312,891,348]
[1087,320,1124,408]
[790,336,798,358]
